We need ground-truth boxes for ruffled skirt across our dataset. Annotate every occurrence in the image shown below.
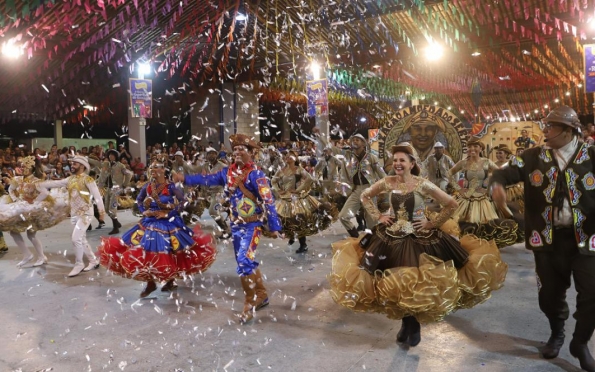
[275,194,335,237]
[329,227,508,324]
[97,215,217,282]
[0,188,69,232]
[453,192,520,248]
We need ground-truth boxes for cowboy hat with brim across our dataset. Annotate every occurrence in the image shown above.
[467,138,485,151]
[174,150,184,157]
[230,134,261,150]
[390,142,421,176]
[106,149,120,159]
[71,155,90,172]
[494,144,512,155]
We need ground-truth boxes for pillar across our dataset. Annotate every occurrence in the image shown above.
[53,119,63,149]
[128,108,146,165]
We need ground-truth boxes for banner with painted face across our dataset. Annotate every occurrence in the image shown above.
[378,105,469,175]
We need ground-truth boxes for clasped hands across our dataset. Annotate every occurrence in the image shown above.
[143,210,169,219]
[378,215,434,231]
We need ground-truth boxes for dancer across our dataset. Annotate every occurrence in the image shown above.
[100,149,133,235]
[272,150,330,253]
[199,147,230,239]
[448,138,520,248]
[329,142,507,346]
[0,156,69,266]
[493,144,512,168]
[426,141,455,192]
[174,134,282,324]
[491,106,595,371]
[338,133,386,238]
[97,157,217,297]
[35,155,106,277]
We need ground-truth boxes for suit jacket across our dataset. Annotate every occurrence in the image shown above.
[99,161,133,188]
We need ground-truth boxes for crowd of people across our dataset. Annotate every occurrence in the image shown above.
[1,105,595,371]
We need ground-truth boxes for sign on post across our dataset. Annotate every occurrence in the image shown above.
[129,78,153,118]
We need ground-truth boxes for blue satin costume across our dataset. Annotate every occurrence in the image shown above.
[184,163,282,276]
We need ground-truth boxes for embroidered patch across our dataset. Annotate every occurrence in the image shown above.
[582,172,595,191]
[246,227,261,261]
[543,167,558,203]
[237,198,256,218]
[256,177,274,204]
[574,144,590,164]
[574,209,588,245]
[539,149,553,163]
[536,273,542,292]
[541,207,553,245]
[131,229,145,245]
[529,230,543,247]
[566,168,581,206]
[529,170,544,187]
[590,235,595,252]
[510,156,525,168]
[171,236,180,251]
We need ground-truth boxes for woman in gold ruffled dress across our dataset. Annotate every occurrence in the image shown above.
[0,156,69,266]
[448,139,520,248]
[272,150,333,253]
[329,143,508,347]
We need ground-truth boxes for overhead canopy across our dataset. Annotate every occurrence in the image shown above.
[0,0,591,124]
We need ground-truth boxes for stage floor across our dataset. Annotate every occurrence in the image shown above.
[0,211,584,372]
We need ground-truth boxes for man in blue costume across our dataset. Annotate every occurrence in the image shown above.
[174,134,282,324]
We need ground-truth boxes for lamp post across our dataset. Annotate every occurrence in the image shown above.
[307,61,329,154]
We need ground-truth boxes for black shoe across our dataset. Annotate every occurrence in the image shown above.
[357,224,365,232]
[288,238,295,245]
[114,219,122,228]
[87,224,92,231]
[347,228,359,238]
[570,339,595,372]
[295,245,308,254]
[96,220,105,229]
[396,319,409,343]
[407,317,421,347]
[542,333,565,359]
[108,227,120,235]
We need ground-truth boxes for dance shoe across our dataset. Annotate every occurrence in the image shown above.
[83,260,100,272]
[570,340,595,372]
[16,255,34,268]
[140,281,157,298]
[68,263,85,277]
[32,255,48,267]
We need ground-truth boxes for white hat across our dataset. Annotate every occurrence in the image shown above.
[205,147,217,153]
[350,133,367,142]
[434,141,445,148]
[71,155,90,171]
[267,145,276,151]
[174,151,184,157]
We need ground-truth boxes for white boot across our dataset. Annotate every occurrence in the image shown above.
[68,263,85,277]
[11,232,33,267]
[83,259,99,272]
[28,231,46,267]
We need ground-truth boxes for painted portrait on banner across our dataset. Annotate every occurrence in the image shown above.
[378,105,469,176]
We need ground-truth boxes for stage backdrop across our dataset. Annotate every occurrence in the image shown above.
[478,121,544,160]
[377,105,469,171]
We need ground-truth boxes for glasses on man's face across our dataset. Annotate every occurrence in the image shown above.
[540,122,564,130]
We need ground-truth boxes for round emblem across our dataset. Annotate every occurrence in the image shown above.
[529,170,544,187]
[131,230,145,245]
[237,198,256,218]
[583,173,595,191]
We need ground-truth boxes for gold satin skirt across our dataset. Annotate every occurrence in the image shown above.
[328,235,508,324]
[275,194,334,237]
[506,183,525,215]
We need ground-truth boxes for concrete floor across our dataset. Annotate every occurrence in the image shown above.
[0,211,587,372]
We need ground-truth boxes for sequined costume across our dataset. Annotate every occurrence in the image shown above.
[272,165,334,239]
[329,176,508,323]
[0,175,69,232]
[449,158,521,248]
[183,162,282,275]
[97,181,217,282]
[36,157,107,277]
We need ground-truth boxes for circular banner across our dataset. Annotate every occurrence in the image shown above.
[378,105,469,171]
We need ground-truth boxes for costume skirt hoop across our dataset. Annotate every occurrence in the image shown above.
[98,217,217,282]
[329,226,507,324]
[0,188,69,232]
[275,194,334,237]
